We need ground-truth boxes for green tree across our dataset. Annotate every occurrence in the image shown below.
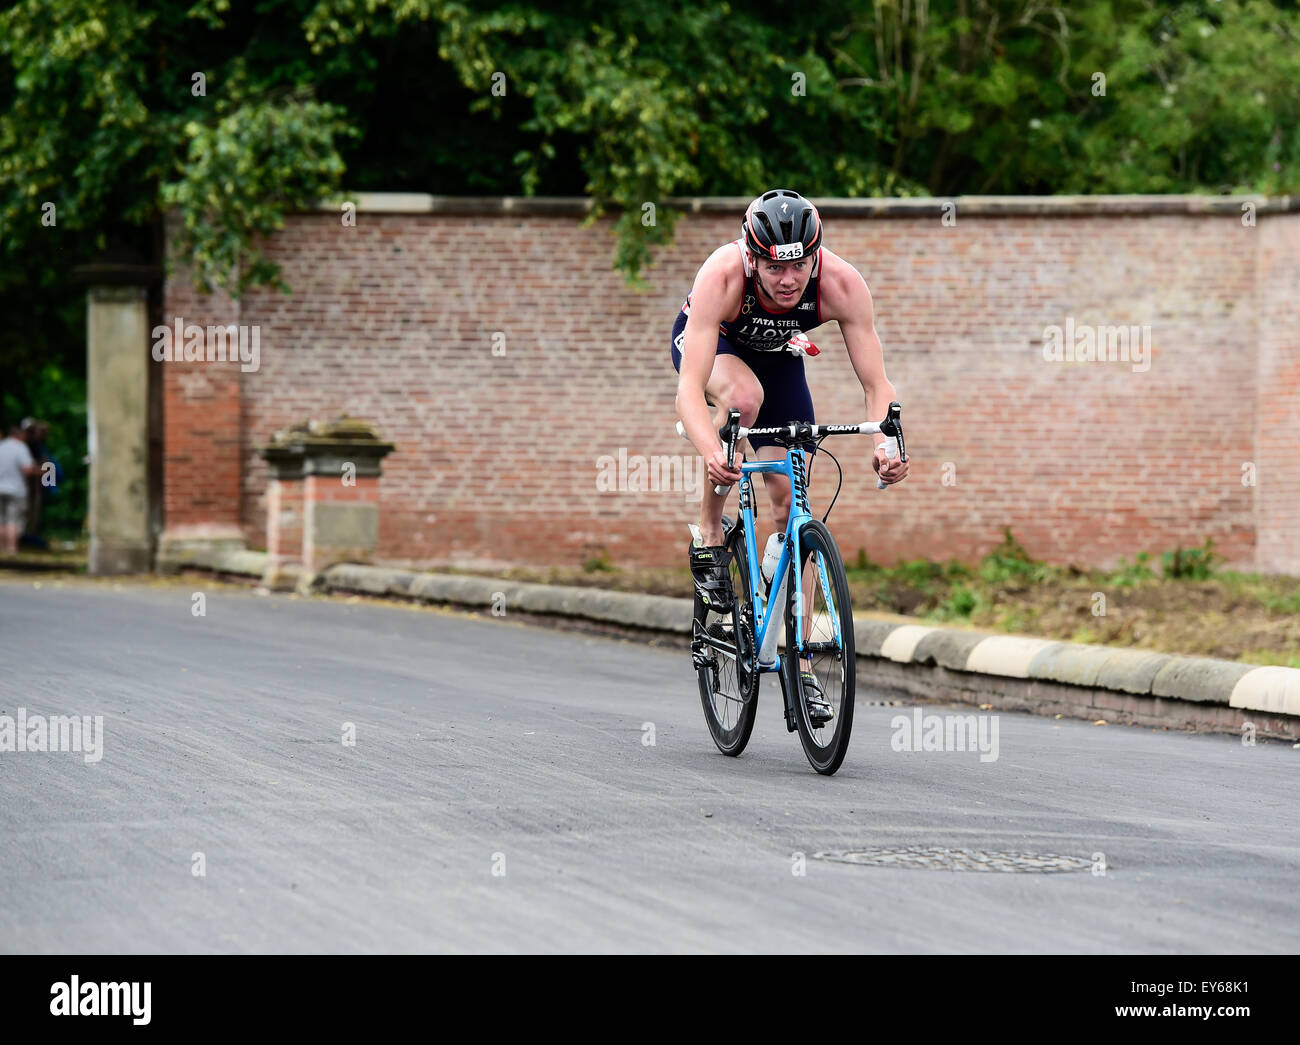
[5,0,1298,306]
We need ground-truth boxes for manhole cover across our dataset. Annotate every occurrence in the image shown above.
[813,846,1093,873]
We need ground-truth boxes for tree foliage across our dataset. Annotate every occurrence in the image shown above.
[4,0,1298,305]
[0,0,1296,403]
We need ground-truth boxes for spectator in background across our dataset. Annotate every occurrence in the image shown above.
[0,422,40,555]
[20,418,54,549]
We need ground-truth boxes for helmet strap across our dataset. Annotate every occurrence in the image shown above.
[752,262,788,310]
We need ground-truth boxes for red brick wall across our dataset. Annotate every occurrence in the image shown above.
[1255,214,1300,574]
[160,200,1300,573]
[158,271,243,533]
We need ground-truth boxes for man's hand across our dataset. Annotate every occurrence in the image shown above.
[707,447,744,487]
[872,445,908,486]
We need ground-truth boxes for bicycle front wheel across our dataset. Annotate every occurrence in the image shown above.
[783,518,855,775]
[694,519,759,756]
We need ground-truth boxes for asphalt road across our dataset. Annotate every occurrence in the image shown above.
[1,576,1296,954]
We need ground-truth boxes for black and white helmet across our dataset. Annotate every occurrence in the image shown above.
[742,189,822,262]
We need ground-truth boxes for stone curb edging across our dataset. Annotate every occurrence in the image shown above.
[323,562,691,633]
[177,549,1300,730]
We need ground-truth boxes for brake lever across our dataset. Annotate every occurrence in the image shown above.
[876,401,905,490]
[716,407,742,496]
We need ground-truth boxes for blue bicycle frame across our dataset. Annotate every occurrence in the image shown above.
[734,447,843,673]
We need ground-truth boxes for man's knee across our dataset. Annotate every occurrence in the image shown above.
[717,382,763,426]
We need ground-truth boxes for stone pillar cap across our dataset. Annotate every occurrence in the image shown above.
[259,415,395,478]
[266,414,391,447]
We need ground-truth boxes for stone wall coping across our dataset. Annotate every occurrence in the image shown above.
[310,192,1300,218]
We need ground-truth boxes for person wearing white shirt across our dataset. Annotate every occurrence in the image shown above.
[0,423,39,554]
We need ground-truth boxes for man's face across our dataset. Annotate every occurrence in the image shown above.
[753,254,814,308]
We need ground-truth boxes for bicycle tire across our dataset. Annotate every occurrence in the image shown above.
[694,518,759,756]
[783,518,855,775]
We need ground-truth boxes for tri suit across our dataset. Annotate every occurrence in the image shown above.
[670,238,822,453]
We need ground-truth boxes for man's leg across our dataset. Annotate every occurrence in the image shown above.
[0,496,16,554]
[756,445,793,544]
[25,472,43,539]
[681,354,764,548]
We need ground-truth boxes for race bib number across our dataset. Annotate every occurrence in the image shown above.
[769,242,804,261]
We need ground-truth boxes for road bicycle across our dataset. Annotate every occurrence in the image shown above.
[676,403,906,775]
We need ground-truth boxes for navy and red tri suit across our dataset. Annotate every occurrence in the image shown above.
[670,238,823,452]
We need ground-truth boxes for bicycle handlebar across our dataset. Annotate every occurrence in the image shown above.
[674,401,907,495]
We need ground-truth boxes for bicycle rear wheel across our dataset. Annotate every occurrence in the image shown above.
[694,518,759,756]
[783,518,855,774]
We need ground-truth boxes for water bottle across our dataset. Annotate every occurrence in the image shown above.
[759,533,789,667]
[761,533,785,585]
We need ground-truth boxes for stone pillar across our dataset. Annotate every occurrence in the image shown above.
[302,472,383,574]
[83,282,153,573]
[265,477,304,580]
[259,417,395,589]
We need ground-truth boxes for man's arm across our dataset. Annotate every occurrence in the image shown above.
[677,248,744,487]
[16,442,39,477]
[819,251,908,485]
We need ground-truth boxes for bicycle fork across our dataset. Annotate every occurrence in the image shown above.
[771,554,842,734]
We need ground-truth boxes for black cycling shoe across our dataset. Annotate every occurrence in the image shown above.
[689,541,735,613]
[800,670,834,726]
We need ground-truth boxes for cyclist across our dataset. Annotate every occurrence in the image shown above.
[673,188,908,721]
